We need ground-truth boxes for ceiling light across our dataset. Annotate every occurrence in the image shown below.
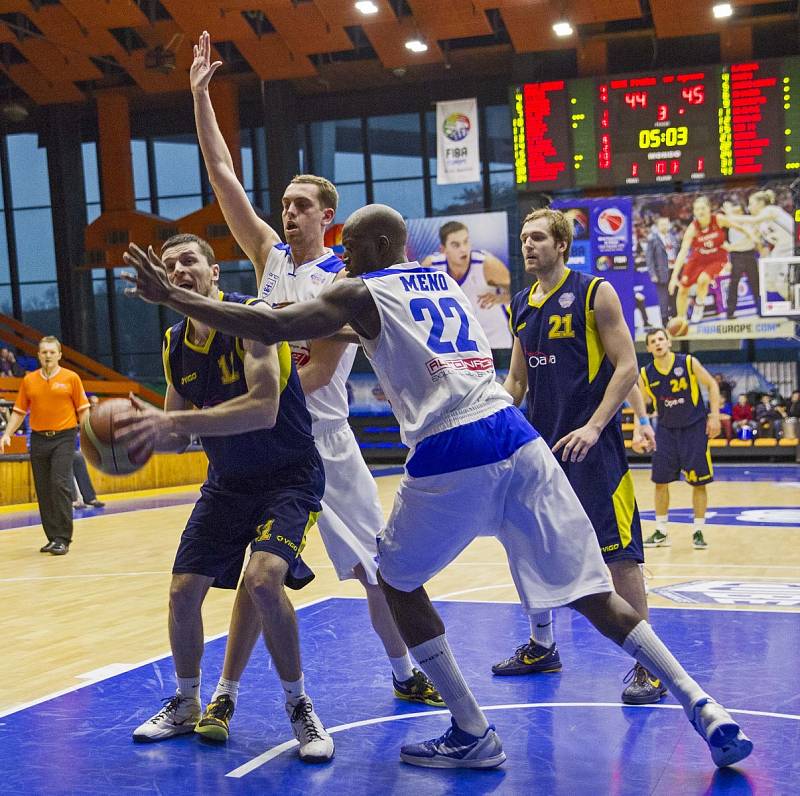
[712,3,733,18]
[405,39,428,53]
[355,1,379,14]
[552,21,574,37]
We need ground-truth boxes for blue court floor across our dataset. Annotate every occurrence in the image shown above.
[1,598,797,795]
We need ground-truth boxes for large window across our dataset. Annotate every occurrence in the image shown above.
[307,118,365,224]
[78,129,270,381]
[4,133,60,336]
[300,105,515,224]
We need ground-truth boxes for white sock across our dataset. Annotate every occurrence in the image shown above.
[655,515,669,535]
[694,515,706,533]
[176,673,201,702]
[212,677,240,705]
[389,653,415,683]
[622,621,707,715]
[528,611,555,647]
[281,674,306,706]
[410,634,489,737]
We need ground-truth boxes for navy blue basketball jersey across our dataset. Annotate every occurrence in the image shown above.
[641,353,707,429]
[509,269,614,444]
[163,291,315,482]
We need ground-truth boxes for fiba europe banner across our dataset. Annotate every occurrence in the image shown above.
[436,98,480,185]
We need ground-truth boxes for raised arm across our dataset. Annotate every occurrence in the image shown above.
[122,243,378,346]
[191,31,279,282]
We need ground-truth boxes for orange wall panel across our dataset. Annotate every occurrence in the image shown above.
[96,93,134,214]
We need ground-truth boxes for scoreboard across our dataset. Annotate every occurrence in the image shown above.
[512,57,800,190]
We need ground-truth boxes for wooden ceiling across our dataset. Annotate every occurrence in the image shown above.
[0,0,796,106]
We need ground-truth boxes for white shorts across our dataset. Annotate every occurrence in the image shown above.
[314,420,383,584]
[378,436,612,609]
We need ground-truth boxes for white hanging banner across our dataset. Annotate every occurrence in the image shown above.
[436,97,481,185]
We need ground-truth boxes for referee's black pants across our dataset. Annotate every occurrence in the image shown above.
[30,428,77,545]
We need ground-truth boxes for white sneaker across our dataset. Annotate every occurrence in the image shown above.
[132,694,201,742]
[689,697,753,767]
[286,696,334,763]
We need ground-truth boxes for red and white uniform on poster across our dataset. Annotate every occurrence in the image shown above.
[680,214,728,287]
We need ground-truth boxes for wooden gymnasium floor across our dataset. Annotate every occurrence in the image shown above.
[1,463,799,794]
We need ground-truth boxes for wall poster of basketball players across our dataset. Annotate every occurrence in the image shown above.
[553,182,798,340]
[631,182,798,340]
[405,211,513,350]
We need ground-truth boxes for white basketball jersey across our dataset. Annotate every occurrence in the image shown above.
[760,207,794,257]
[359,262,511,447]
[259,243,356,424]
[429,250,512,348]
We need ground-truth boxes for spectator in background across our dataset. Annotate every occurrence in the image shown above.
[754,394,784,438]
[731,394,756,436]
[788,390,800,419]
[0,336,90,555]
[0,347,23,377]
[714,373,733,406]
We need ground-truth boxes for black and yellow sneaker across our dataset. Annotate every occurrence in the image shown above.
[491,640,562,676]
[393,668,445,707]
[621,663,668,705]
[195,694,235,742]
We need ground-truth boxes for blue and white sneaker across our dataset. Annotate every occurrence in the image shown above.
[689,697,753,768]
[400,720,506,769]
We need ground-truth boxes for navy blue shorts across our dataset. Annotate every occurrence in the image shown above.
[559,424,644,564]
[173,451,325,590]
[652,419,714,486]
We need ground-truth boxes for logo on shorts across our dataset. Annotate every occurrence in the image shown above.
[558,292,575,309]
[255,519,274,542]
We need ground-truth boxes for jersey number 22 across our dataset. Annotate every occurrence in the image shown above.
[410,297,479,354]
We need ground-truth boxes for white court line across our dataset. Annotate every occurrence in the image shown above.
[3,561,799,585]
[5,595,793,719]
[432,584,515,600]
[0,595,335,719]
[0,570,172,583]
[226,701,800,778]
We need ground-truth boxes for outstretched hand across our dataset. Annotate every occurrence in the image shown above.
[121,243,173,305]
[190,31,222,94]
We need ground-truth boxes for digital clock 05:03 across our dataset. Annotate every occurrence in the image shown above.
[638,126,689,149]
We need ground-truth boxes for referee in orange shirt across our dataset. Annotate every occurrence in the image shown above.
[1,336,90,555]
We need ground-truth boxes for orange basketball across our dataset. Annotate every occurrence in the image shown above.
[80,398,154,475]
[666,316,689,338]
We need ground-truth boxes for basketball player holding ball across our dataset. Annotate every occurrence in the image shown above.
[119,233,334,763]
